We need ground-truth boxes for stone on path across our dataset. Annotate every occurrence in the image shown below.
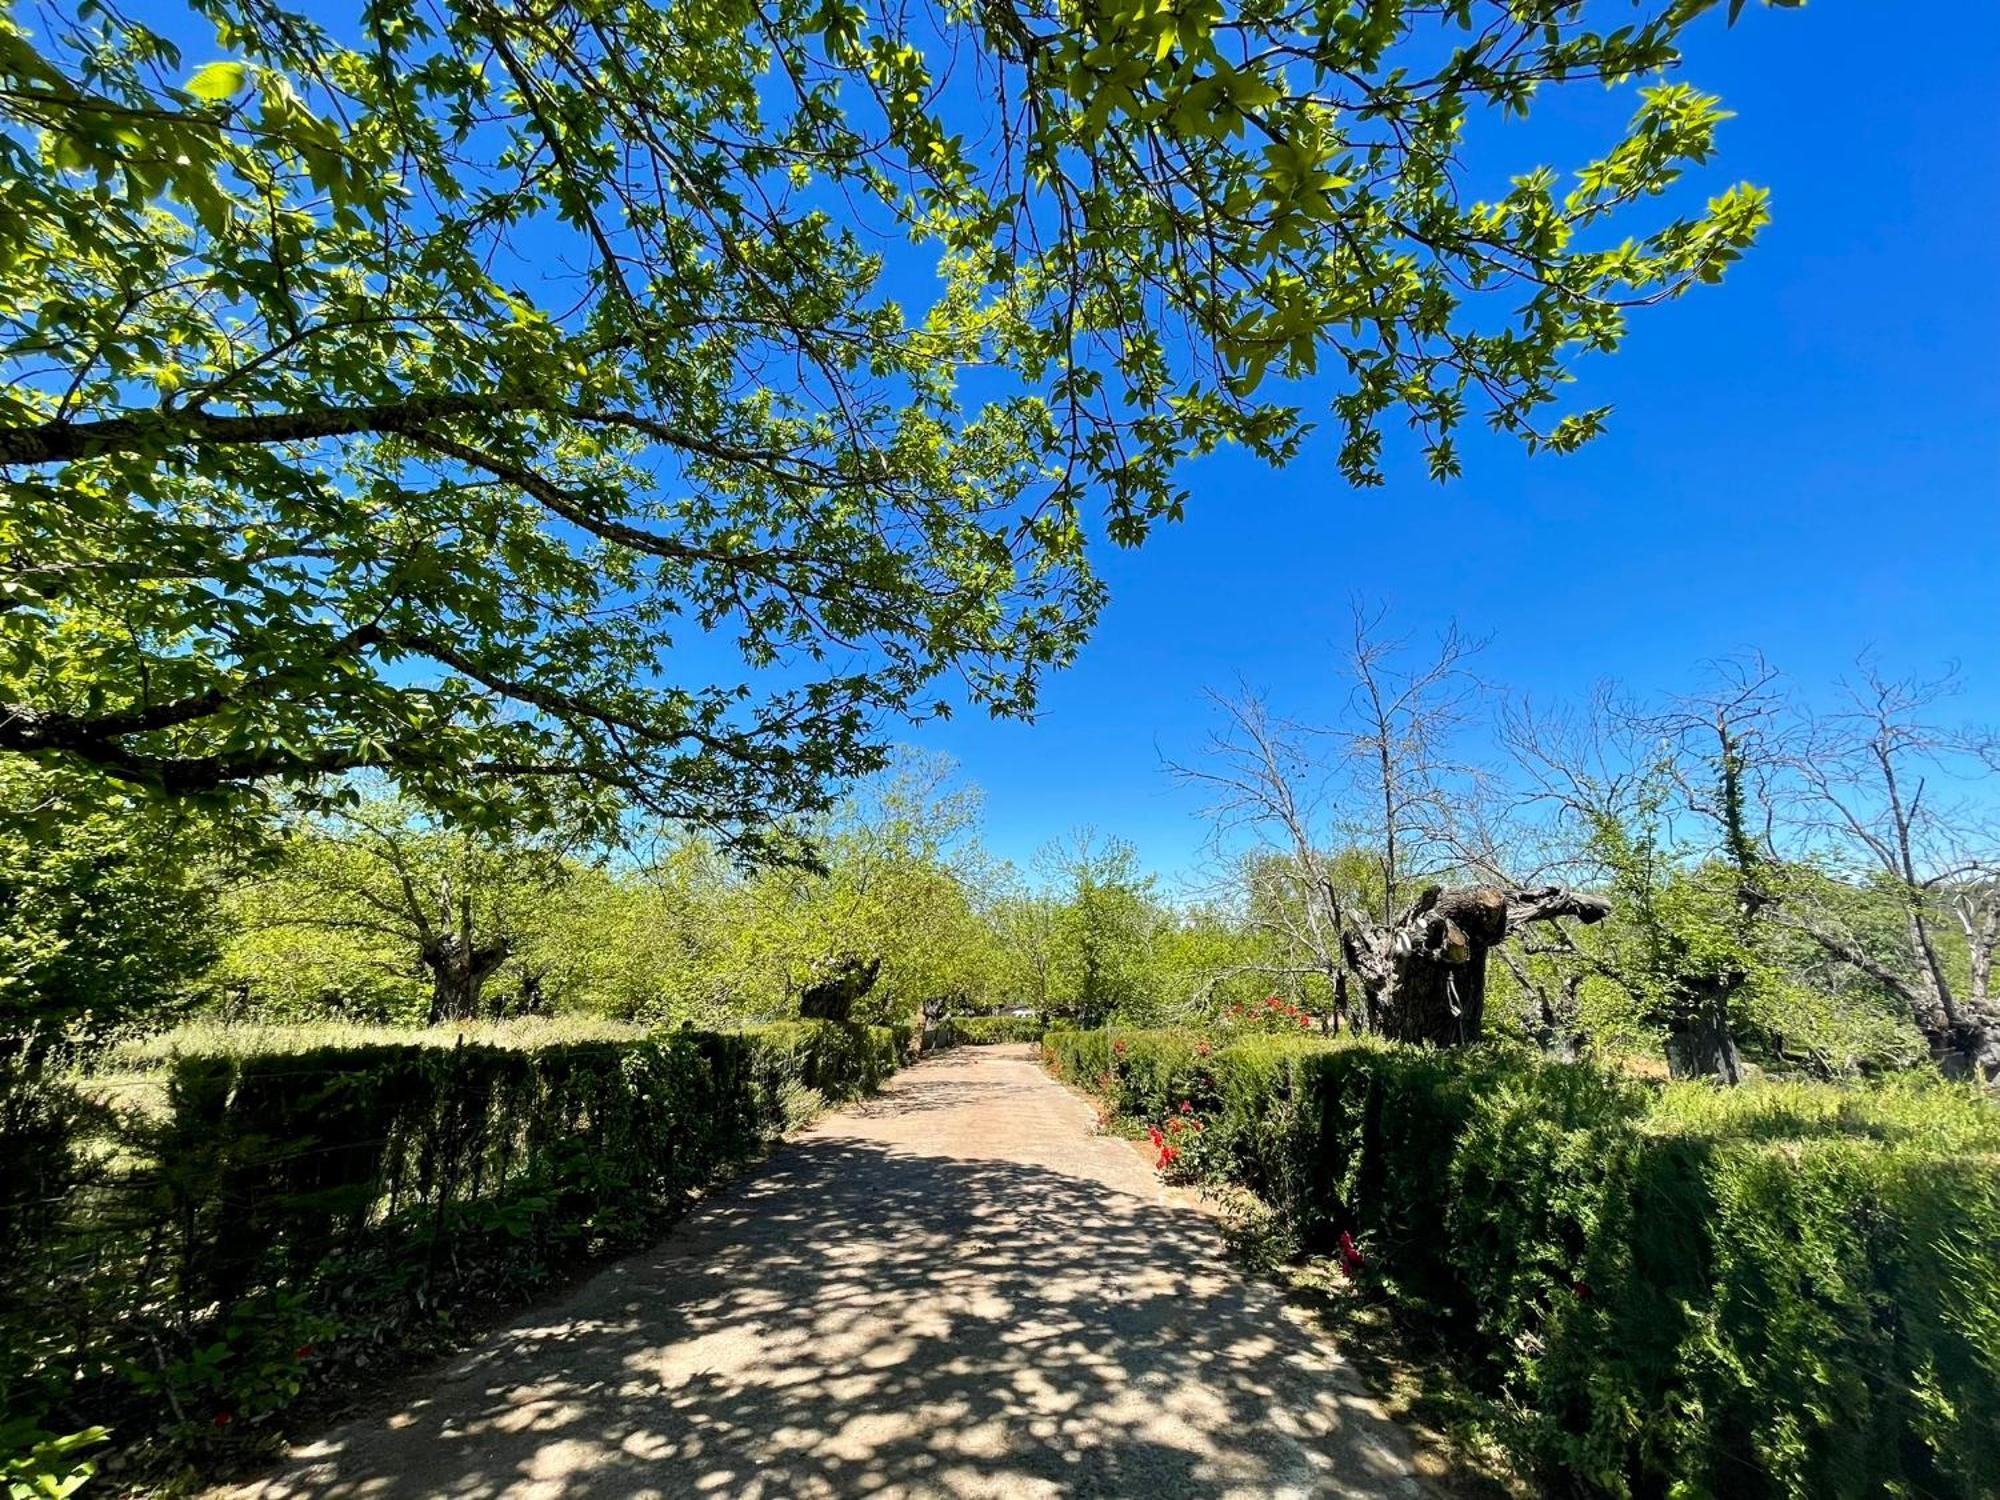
[223,1045,1429,1499]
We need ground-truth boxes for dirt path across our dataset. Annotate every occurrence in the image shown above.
[226,1045,1428,1499]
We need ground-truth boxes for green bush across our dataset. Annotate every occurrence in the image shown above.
[0,1021,907,1486]
[1045,1028,2000,1499]
[926,1015,1045,1048]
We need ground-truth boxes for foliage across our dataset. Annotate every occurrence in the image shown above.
[1048,1027,2000,1499]
[217,795,590,1024]
[0,0,1787,836]
[0,1021,908,1487]
[0,763,225,1054]
[924,1015,1045,1048]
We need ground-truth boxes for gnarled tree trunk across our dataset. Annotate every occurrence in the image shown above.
[423,933,512,1024]
[1351,885,1611,1046]
[1664,979,1745,1082]
[1932,1009,2000,1086]
[797,952,881,1021]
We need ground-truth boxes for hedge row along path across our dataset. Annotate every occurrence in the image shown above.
[223,1045,1429,1499]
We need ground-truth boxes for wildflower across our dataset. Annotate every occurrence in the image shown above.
[1112,1039,1128,1056]
[1179,1099,1193,1114]
[1195,1042,1212,1057]
[1299,1015,1312,1029]
[1266,996,1283,1009]
[1337,1230,1365,1277]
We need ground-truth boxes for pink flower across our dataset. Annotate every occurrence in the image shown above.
[1179,1100,1193,1114]
[1337,1231,1365,1277]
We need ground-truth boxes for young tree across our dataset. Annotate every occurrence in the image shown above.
[2,0,1787,841]
[1036,831,1158,1028]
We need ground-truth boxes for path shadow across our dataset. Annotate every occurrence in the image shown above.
[233,1074,1425,1499]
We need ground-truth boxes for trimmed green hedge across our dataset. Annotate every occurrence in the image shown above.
[1,1021,908,1486]
[926,1015,1045,1048]
[1044,1028,2000,1499]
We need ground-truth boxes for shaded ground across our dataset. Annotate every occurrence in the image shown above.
[223,1045,1428,1499]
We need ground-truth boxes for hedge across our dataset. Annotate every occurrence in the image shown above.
[925,1015,1046,1048]
[1,1021,909,1489]
[1044,1028,2000,1500]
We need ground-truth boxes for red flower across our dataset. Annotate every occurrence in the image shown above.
[1299,1015,1312,1029]
[212,1411,233,1428]
[1157,1143,1180,1168]
[295,1343,316,1360]
[1571,1280,1591,1301]
[1146,1125,1164,1148]
[1266,996,1283,1009]
[1337,1231,1365,1277]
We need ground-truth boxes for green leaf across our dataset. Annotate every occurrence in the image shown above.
[184,61,247,102]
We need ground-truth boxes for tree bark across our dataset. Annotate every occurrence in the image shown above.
[423,933,512,1024]
[797,952,881,1022]
[1359,885,1610,1046]
[1931,1009,2000,1086]
[1664,985,1745,1083]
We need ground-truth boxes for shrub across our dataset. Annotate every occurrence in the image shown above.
[926,1015,1045,1048]
[0,1021,907,1487]
[1047,1028,2000,1499]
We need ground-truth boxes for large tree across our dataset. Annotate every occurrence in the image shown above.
[1176,615,1608,1045]
[1,0,1787,841]
[232,796,586,1023]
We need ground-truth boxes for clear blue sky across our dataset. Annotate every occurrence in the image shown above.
[111,0,2000,875]
[915,2,2000,880]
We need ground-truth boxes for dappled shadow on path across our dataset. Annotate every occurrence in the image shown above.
[230,1053,1424,1500]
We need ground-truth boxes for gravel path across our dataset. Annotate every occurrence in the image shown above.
[225,1044,1427,1499]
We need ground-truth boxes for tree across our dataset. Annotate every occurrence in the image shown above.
[1035,830,1158,1028]
[233,798,586,1024]
[1783,667,2000,1081]
[1176,615,1607,1045]
[1,0,1788,839]
[0,763,223,1055]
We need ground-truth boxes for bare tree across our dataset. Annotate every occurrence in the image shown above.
[1174,611,1607,1045]
[1783,665,2000,1081]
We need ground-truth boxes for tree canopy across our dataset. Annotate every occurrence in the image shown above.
[1,0,1787,839]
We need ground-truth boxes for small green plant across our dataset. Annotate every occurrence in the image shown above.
[1,1421,107,1500]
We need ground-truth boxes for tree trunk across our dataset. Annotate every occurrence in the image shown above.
[1930,1009,2000,1086]
[797,952,881,1021]
[423,934,512,1025]
[1359,885,1611,1047]
[1664,991,1744,1083]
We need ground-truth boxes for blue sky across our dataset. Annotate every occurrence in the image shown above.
[914,2,2000,881]
[92,1,1999,876]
